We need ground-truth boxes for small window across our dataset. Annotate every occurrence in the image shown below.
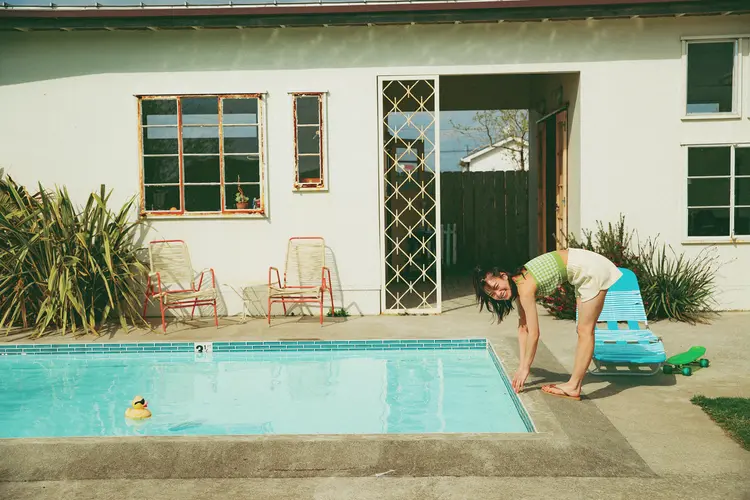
[139,94,265,216]
[687,145,750,238]
[685,40,739,116]
[292,93,326,190]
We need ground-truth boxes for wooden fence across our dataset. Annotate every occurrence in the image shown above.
[440,171,530,271]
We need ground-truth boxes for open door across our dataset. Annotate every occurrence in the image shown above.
[555,110,568,248]
[536,108,568,254]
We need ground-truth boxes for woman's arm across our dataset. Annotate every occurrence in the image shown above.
[517,299,528,365]
[511,291,540,393]
[518,292,540,370]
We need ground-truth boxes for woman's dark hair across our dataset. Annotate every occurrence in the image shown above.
[472,265,523,323]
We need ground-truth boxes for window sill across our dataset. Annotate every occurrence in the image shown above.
[140,212,267,220]
[681,113,743,122]
[682,238,750,245]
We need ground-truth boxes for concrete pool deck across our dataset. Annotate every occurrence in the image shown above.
[1,305,749,498]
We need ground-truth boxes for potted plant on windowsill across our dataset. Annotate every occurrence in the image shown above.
[235,185,250,210]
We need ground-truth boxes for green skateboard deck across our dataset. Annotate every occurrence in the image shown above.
[666,346,706,365]
[663,346,709,376]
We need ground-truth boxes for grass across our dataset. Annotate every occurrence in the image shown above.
[691,395,750,451]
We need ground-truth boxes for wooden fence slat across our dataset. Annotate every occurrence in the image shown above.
[516,171,529,264]
[505,172,518,267]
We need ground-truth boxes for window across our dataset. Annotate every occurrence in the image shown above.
[685,40,740,116]
[292,93,327,190]
[139,94,265,216]
[686,145,750,238]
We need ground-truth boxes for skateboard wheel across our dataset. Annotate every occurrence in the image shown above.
[663,365,673,375]
[699,359,709,368]
[682,367,692,376]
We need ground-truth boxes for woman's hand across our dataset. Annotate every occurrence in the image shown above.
[512,366,530,393]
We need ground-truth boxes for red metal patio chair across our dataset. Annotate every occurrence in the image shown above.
[268,237,334,326]
[142,239,219,333]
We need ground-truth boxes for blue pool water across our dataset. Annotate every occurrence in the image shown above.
[0,342,533,438]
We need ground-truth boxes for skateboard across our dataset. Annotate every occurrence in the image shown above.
[662,346,709,376]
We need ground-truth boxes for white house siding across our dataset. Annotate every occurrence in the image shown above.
[462,143,529,172]
[1,14,749,313]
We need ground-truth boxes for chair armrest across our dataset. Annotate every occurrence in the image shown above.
[321,266,333,289]
[268,267,283,288]
[195,268,216,290]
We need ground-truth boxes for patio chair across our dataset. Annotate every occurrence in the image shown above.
[142,239,219,333]
[268,237,334,326]
[577,267,666,376]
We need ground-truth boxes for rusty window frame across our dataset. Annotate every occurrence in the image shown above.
[137,93,267,217]
[291,92,327,191]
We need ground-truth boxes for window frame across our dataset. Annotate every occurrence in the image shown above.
[137,93,268,218]
[681,36,744,121]
[684,142,750,244]
[291,91,328,191]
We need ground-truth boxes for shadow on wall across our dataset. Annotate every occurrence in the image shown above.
[0,17,694,86]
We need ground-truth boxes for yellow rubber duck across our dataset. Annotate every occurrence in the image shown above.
[125,395,152,419]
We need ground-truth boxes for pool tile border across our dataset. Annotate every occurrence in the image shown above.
[487,346,536,433]
[0,338,487,355]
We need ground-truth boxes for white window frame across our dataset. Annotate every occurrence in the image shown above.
[136,93,268,219]
[681,36,745,121]
[683,142,750,244]
[290,91,329,191]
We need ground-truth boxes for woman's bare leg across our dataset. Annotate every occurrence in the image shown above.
[544,290,607,398]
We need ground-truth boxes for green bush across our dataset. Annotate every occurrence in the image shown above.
[540,215,721,323]
[0,175,148,337]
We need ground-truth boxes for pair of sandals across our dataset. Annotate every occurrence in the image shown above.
[540,384,581,401]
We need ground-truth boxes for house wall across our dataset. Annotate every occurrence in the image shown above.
[2,13,750,314]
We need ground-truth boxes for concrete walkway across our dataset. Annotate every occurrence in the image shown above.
[2,305,749,499]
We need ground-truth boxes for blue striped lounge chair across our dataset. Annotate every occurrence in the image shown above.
[576,267,667,376]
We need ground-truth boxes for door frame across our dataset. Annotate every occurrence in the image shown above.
[536,106,569,254]
[377,75,442,315]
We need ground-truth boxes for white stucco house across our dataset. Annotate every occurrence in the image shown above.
[1,0,749,317]
[459,138,530,172]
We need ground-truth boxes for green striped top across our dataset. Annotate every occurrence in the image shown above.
[523,251,567,297]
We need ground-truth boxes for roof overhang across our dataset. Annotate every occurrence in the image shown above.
[1,0,748,31]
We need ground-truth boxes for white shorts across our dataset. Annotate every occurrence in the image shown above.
[566,248,623,303]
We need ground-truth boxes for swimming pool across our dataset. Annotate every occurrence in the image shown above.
[0,339,534,438]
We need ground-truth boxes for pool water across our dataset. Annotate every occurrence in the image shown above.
[0,346,532,438]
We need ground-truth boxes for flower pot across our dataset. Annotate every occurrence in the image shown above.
[236,202,249,210]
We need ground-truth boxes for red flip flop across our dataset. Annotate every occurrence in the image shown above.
[541,384,581,401]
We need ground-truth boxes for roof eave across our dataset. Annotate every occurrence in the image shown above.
[1,0,748,31]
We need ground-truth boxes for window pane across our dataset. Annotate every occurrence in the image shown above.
[143,127,178,154]
[182,126,219,154]
[181,97,218,125]
[686,41,735,114]
[687,178,730,207]
[295,96,320,125]
[141,99,177,126]
[735,208,750,236]
[225,155,260,183]
[184,185,220,212]
[143,156,179,184]
[297,126,320,155]
[225,183,261,210]
[736,147,750,176]
[223,98,258,125]
[224,126,258,154]
[298,156,322,181]
[687,147,730,177]
[145,186,180,212]
[184,156,220,184]
[687,208,730,237]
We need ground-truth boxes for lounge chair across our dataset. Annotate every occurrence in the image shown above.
[268,237,334,326]
[142,239,219,333]
[577,267,666,376]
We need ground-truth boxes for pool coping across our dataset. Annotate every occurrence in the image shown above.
[0,337,654,480]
